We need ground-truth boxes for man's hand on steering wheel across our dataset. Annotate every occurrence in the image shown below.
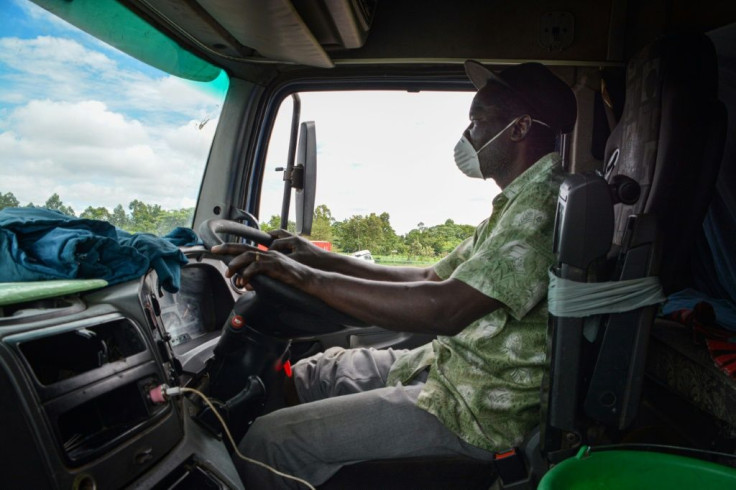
[268,230,330,268]
[211,243,316,292]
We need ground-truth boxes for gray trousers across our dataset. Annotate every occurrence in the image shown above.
[235,347,493,489]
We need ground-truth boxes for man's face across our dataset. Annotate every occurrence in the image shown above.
[464,87,515,182]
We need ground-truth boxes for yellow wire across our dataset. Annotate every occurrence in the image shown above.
[179,387,316,490]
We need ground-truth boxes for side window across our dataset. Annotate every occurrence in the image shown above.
[260,90,495,264]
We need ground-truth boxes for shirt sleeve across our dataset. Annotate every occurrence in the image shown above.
[434,234,475,280]
[447,181,558,320]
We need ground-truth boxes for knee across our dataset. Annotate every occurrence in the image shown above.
[235,413,295,488]
[240,413,279,457]
[239,408,305,462]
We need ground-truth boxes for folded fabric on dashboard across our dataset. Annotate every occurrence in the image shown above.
[0,207,192,292]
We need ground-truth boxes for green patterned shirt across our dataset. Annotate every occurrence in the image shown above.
[387,152,564,452]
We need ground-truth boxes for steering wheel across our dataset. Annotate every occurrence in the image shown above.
[198,218,365,334]
[198,218,275,249]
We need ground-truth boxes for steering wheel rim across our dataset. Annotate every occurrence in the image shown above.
[198,218,274,248]
[198,218,365,331]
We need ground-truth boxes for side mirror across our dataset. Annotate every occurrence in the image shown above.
[294,121,316,235]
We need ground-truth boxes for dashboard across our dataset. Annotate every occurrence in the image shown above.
[0,249,244,489]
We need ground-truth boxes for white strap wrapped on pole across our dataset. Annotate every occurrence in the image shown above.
[547,269,666,318]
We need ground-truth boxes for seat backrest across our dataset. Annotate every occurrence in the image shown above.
[603,33,727,295]
[540,32,727,467]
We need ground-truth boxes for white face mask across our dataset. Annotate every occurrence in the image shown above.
[453,117,551,179]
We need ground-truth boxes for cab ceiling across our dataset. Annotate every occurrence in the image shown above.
[125,0,736,81]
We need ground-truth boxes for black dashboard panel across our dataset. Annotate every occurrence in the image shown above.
[0,254,243,489]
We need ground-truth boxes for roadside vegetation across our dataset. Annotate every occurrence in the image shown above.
[0,193,474,263]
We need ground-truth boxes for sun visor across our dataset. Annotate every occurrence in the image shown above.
[200,0,334,68]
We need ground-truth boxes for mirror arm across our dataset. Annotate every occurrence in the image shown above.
[290,165,304,190]
[280,93,302,230]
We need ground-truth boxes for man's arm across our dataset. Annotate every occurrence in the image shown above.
[251,230,439,282]
[213,244,501,335]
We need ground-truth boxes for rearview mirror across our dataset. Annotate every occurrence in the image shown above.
[294,121,316,235]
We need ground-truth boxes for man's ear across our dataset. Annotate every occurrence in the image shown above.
[510,115,533,141]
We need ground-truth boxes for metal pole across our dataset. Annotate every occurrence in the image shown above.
[280,93,301,230]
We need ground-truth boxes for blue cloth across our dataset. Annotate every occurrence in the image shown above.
[163,226,202,247]
[0,207,194,292]
[663,288,736,332]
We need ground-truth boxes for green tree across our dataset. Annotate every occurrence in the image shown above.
[261,214,296,233]
[334,212,400,254]
[157,208,194,235]
[402,219,474,257]
[0,192,20,210]
[407,239,433,261]
[110,204,129,229]
[128,199,163,234]
[76,202,192,235]
[80,206,112,221]
[308,204,334,242]
[44,193,75,216]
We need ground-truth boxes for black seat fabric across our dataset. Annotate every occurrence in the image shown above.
[603,33,726,295]
[643,26,736,449]
[689,25,736,317]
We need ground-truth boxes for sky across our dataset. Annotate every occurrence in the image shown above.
[0,0,501,235]
[0,0,224,212]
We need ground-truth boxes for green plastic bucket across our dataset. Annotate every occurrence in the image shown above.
[538,446,736,490]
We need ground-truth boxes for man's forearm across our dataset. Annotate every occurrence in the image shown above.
[312,253,437,282]
[302,271,498,334]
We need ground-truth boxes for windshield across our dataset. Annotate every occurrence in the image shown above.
[0,0,229,235]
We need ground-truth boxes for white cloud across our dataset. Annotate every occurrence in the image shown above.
[121,75,223,121]
[12,0,76,31]
[0,98,216,212]
[0,36,117,80]
[10,99,148,147]
[0,35,222,122]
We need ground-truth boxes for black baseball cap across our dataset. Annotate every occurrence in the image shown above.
[464,60,577,133]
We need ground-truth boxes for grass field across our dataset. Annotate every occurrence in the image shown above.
[337,253,437,267]
[373,255,436,267]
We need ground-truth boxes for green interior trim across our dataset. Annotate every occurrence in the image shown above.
[0,279,109,306]
[31,0,222,82]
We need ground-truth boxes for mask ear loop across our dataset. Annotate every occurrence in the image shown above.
[511,115,551,141]
[514,116,553,141]
[475,117,520,154]
[476,116,553,155]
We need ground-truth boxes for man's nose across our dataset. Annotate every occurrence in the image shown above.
[463,128,473,143]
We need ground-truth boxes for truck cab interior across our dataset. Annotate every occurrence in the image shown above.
[2,0,736,488]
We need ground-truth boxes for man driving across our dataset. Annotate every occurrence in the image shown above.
[213,60,577,488]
